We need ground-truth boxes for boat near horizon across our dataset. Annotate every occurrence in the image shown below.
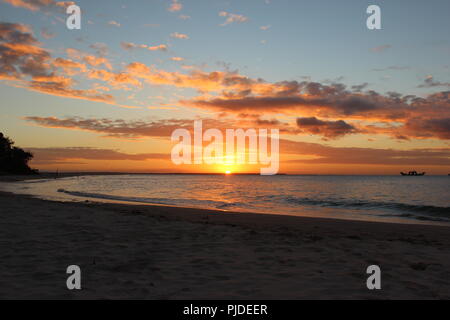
[400,171,426,176]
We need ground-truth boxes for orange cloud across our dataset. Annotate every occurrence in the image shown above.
[0,23,118,105]
[83,55,112,70]
[148,44,168,51]
[87,69,141,89]
[121,42,167,52]
[53,58,87,75]
[108,21,121,28]
[2,0,74,12]
[170,32,189,39]
[296,117,359,139]
[168,0,182,12]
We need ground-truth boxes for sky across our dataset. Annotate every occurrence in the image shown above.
[0,0,449,174]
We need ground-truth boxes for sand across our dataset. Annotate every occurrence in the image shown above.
[0,185,449,299]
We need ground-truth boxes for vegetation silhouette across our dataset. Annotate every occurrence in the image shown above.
[0,132,38,175]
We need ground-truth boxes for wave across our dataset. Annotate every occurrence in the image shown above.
[280,195,450,220]
[56,188,450,223]
[57,189,233,210]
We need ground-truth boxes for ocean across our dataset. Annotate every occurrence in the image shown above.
[2,174,449,225]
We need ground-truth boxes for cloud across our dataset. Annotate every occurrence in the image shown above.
[0,22,51,80]
[23,116,294,138]
[83,55,112,70]
[402,118,450,140]
[179,15,190,20]
[121,42,167,52]
[89,42,109,56]
[53,57,86,75]
[65,47,112,70]
[172,75,450,140]
[177,78,447,119]
[27,78,115,104]
[13,40,443,142]
[168,0,182,12]
[40,27,55,39]
[28,147,168,164]
[0,23,116,104]
[182,94,380,116]
[125,62,262,92]
[170,32,189,39]
[351,83,369,92]
[2,0,74,12]
[24,116,197,138]
[24,116,450,166]
[418,75,450,88]
[370,44,391,53]
[296,117,358,139]
[3,23,450,142]
[148,44,168,51]
[260,25,271,30]
[87,69,142,90]
[171,56,184,61]
[120,42,146,50]
[281,139,450,166]
[117,61,450,141]
[372,66,410,72]
[219,11,249,26]
[108,21,121,28]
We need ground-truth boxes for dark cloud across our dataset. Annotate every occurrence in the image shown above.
[351,83,369,92]
[296,117,358,139]
[418,76,450,88]
[183,92,387,117]
[180,75,450,141]
[403,118,450,140]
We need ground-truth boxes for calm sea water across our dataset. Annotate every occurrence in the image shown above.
[2,174,450,225]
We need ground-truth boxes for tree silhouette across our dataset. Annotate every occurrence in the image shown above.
[0,133,37,174]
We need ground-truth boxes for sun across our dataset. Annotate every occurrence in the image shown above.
[225,170,231,175]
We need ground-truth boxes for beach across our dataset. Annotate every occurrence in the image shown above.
[0,179,449,299]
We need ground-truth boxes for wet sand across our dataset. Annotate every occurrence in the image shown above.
[0,183,449,299]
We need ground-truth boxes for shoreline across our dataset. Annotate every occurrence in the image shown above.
[3,190,450,238]
[3,189,450,240]
[1,173,449,227]
[0,189,449,299]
